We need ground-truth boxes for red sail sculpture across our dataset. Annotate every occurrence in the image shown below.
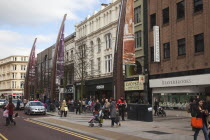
[24,38,37,100]
[50,14,67,101]
[113,0,135,99]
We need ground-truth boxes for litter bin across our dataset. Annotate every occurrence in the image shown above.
[127,104,153,122]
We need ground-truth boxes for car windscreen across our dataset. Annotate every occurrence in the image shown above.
[30,102,43,106]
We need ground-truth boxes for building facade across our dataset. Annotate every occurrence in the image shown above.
[125,0,149,104]
[148,0,210,109]
[64,33,76,100]
[0,56,28,99]
[74,0,121,99]
[36,46,54,99]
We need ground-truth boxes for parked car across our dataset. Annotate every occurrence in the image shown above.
[24,101,46,115]
[12,99,24,110]
[0,99,6,108]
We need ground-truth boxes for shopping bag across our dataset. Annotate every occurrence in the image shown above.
[64,107,68,112]
[3,110,9,118]
[191,117,203,128]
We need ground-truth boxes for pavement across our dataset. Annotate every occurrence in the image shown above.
[28,110,206,140]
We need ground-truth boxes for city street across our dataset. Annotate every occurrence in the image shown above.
[0,110,98,140]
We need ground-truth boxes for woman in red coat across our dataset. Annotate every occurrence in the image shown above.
[6,99,16,126]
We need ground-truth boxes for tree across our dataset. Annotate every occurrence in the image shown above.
[73,43,95,99]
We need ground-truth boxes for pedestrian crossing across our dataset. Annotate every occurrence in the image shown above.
[24,119,99,140]
[0,133,8,140]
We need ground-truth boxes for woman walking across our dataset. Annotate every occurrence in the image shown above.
[6,98,16,126]
[109,97,120,127]
[193,99,209,140]
[60,100,68,117]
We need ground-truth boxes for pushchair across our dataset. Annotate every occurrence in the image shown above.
[88,110,104,127]
[157,106,166,117]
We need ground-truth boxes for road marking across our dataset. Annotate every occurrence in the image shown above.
[0,133,8,140]
[25,119,98,140]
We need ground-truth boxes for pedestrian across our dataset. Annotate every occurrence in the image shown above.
[109,97,120,127]
[154,98,159,116]
[5,98,16,126]
[16,98,21,110]
[74,100,81,115]
[23,98,27,107]
[103,99,110,119]
[82,98,86,113]
[193,99,209,140]
[93,99,101,113]
[117,96,125,121]
[60,100,68,117]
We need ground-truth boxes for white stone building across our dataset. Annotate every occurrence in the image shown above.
[0,56,29,99]
[74,0,120,99]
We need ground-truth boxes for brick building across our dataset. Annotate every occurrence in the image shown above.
[148,0,210,109]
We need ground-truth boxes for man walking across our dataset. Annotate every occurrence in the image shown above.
[6,98,16,126]
[117,96,125,121]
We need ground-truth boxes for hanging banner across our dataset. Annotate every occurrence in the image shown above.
[123,0,135,64]
[153,26,160,62]
[56,25,65,85]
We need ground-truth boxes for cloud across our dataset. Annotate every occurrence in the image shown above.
[0,0,100,26]
[0,30,56,59]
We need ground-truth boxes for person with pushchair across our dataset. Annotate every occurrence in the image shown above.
[5,98,16,126]
[154,98,159,116]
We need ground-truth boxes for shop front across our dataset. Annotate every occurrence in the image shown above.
[149,74,210,110]
[85,78,113,100]
[125,80,144,103]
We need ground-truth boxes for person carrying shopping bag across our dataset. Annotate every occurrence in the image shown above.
[60,100,68,117]
[5,98,16,126]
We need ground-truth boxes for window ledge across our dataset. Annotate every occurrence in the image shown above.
[162,23,169,27]
[134,22,142,27]
[193,10,203,16]
[135,47,143,51]
[194,51,204,56]
[177,55,186,59]
[176,17,185,22]
[163,58,170,62]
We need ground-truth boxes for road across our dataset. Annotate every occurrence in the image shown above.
[0,109,99,140]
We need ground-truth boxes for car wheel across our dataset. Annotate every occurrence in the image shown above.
[28,110,31,115]
[43,112,46,115]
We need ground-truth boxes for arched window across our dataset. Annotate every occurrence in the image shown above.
[97,38,101,53]
[90,41,94,56]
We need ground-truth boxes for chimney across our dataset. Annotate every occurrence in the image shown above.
[101,3,108,10]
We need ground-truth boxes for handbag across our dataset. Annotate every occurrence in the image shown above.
[3,109,9,118]
[191,117,203,128]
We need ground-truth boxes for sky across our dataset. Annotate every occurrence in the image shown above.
[0,0,112,59]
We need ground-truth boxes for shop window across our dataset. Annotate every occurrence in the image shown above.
[150,47,154,62]
[178,38,186,56]
[194,33,204,53]
[163,42,170,59]
[177,1,185,19]
[135,31,142,48]
[162,7,169,25]
[150,13,156,29]
[194,0,203,13]
[134,6,141,24]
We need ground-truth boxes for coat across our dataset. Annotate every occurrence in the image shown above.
[110,101,116,118]
[61,102,67,111]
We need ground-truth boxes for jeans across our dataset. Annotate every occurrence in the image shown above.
[194,124,209,140]
[6,115,15,125]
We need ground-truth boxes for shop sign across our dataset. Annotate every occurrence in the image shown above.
[139,75,145,84]
[13,93,22,96]
[66,86,73,93]
[153,26,160,62]
[96,85,104,89]
[124,81,144,91]
[149,74,210,88]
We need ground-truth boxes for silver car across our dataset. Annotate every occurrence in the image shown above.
[0,99,6,107]
[24,101,46,115]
